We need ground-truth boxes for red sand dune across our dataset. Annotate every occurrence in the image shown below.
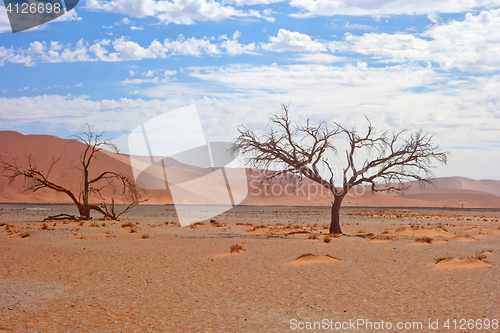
[1,131,499,208]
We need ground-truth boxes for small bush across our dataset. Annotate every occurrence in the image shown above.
[130,227,138,233]
[41,223,48,230]
[141,234,150,239]
[415,236,433,243]
[79,222,84,227]
[121,222,135,228]
[90,221,100,228]
[20,232,31,238]
[308,234,319,240]
[323,235,332,243]
[230,243,244,253]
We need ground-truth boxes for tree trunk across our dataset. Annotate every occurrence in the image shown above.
[83,168,91,219]
[329,194,345,234]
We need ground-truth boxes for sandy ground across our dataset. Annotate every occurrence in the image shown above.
[0,204,499,332]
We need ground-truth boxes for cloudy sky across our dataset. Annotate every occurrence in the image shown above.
[0,0,499,180]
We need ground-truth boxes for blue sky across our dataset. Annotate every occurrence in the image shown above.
[1,0,500,180]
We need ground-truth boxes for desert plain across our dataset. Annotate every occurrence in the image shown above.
[0,203,499,332]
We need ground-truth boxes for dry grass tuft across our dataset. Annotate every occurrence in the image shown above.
[79,222,85,227]
[130,227,138,233]
[435,256,452,264]
[296,253,337,260]
[308,234,319,240]
[415,236,433,243]
[121,222,135,228]
[435,223,448,231]
[141,234,150,239]
[230,243,244,253]
[323,235,332,243]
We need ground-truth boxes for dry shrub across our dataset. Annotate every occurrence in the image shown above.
[308,234,319,240]
[90,221,100,228]
[141,234,150,239]
[20,232,31,238]
[41,223,48,230]
[236,222,253,226]
[371,235,394,241]
[121,222,135,228]
[230,243,244,253]
[322,224,329,229]
[381,230,391,235]
[357,232,375,239]
[415,236,433,243]
[395,227,406,232]
[469,250,492,262]
[249,225,267,232]
[130,227,138,233]
[79,222,84,227]
[323,235,332,243]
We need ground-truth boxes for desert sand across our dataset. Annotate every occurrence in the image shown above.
[1,204,499,332]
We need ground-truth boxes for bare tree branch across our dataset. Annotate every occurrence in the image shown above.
[232,105,449,234]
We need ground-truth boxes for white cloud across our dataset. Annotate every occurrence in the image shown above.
[0,33,257,65]
[261,29,327,52]
[343,10,500,73]
[219,30,256,55]
[164,70,177,76]
[85,0,274,24]
[2,61,500,178]
[343,22,373,30]
[131,26,145,30]
[289,0,499,17]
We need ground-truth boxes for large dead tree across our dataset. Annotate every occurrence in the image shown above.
[0,128,145,221]
[233,104,448,234]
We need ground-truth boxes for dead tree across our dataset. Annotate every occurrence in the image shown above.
[232,104,448,234]
[0,127,145,220]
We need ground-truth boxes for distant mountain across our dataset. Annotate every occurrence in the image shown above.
[1,131,499,209]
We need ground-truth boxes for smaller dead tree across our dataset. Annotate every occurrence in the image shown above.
[0,127,146,221]
[233,104,448,234]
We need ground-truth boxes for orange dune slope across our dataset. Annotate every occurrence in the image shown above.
[0,131,499,208]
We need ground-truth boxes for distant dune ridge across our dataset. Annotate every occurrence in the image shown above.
[0,131,499,208]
